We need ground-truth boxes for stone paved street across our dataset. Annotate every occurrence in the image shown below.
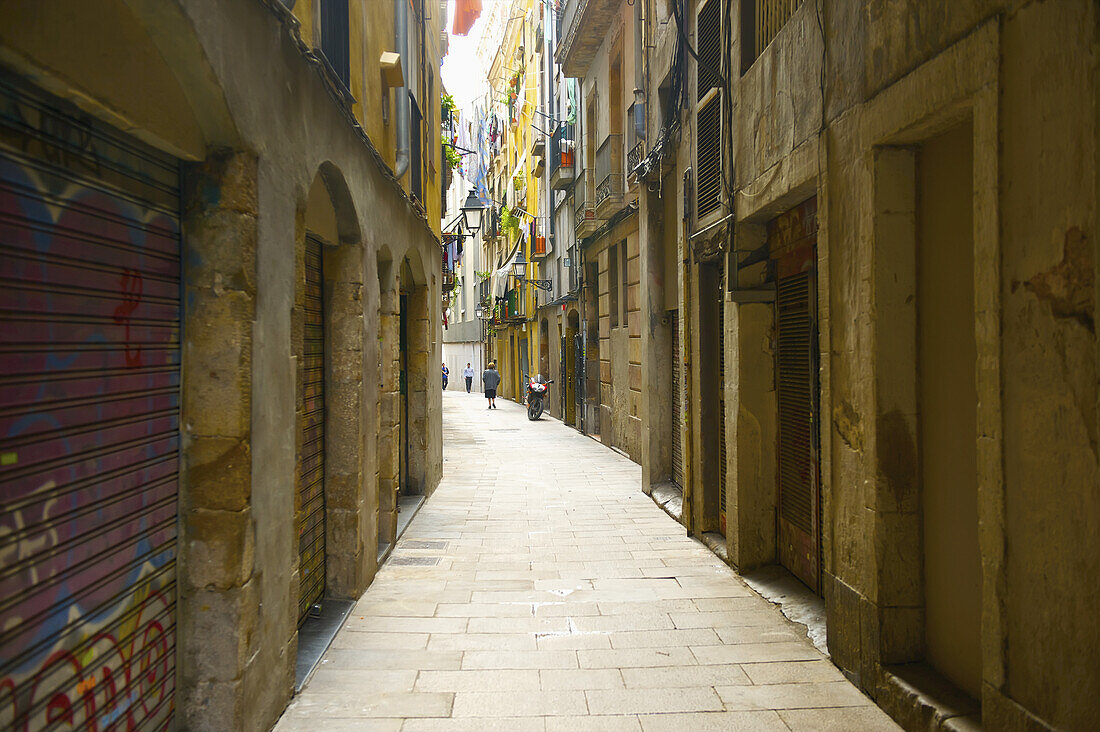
[274,392,900,731]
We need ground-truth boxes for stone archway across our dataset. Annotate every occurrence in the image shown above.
[294,165,367,620]
[376,247,431,548]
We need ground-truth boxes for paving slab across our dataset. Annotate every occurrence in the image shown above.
[273,392,899,729]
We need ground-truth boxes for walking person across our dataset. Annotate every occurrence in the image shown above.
[441,362,449,390]
[482,361,501,409]
[463,362,475,393]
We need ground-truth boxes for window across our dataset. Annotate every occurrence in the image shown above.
[695,0,723,221]
[411,99,423,202]
[619,241,628,327]
[741,0,805,71]
[319,0,350,90]
[608,242,619,328]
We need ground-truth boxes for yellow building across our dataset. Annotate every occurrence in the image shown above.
[291,0,443,232]
[484,0,547,403]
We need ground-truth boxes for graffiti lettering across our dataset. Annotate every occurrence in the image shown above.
[6,99,102,178]
[112,268,144,367]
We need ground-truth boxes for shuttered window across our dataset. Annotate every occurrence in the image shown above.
[776,271,818,591]
[742,0,805,70]
[0,77,180,729]
[695,0,723,220]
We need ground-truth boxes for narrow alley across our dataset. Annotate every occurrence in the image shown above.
[274,393,899,730]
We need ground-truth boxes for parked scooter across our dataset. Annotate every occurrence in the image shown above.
[525,374,553,420]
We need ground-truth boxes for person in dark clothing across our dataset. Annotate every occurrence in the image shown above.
[482,362,501,409]
[441,362,449,390]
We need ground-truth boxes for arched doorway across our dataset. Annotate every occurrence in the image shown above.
[539,318,550,380]
[566,309,580,426]
[296,165,364,626]
[377,250,430,549]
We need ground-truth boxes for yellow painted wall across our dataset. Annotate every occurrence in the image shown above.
[292,0,441,235]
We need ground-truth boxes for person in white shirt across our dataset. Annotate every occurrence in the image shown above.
[463,363,475,393]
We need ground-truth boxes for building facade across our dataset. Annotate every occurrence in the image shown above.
[442,170,485,388]
[556,0,1099,729]
[481,0,550,405]
[0,0,444,729]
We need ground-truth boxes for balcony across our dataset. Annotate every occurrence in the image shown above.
[626,99,646,186]
[556,0,622,78]
[574,170,599,239]
[550,123,576,190]
[594,134,624,219]
[501,285,527,322]
[441,237,458,293]
[530,220,549,258]
[566,245,582,293]
[627,142,645,179]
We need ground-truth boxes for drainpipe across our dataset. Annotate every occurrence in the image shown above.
[394,0,410,180]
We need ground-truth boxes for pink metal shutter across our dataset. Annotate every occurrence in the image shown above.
[0,77,180,729]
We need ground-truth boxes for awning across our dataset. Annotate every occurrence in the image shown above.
[453,0,483,36]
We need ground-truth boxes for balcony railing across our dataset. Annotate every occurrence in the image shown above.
[556,0,621,76]
[441,237,457,293]
[550,123,576,190]
[567,245,581,292]
[627,142,645,178]
[502,285,527,321]
[574,170,599,239]
[595,134,624,216]
[627,100,646,182]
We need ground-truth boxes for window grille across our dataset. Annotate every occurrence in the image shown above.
[743,0,805,67]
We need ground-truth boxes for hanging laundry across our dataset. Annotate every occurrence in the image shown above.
[453,0,483,36]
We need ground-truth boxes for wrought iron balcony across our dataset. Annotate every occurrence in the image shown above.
[502,285,527,322]
[627,141,645,178]
[594,134,624,218]
[556,0,622,77]
[550,123,576,190]
[566,245,582,292]
[573,170,599,239]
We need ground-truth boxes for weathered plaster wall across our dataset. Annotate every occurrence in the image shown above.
[633,1,1100,729]
[293,0,442,231]
[591,217,641,459]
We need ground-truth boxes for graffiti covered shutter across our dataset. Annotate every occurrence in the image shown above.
[0,78,180,728]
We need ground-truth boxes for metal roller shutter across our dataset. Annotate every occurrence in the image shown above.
[299,235,326,623]
[670,311,683,489]
[717,265,727,536]
[776,271,819,592]
[0,77,180,729]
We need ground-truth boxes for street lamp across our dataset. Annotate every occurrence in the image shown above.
[460,189,485,233]
[511,259,552,292]
[475,303,485,320]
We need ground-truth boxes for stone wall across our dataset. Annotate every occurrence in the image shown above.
[635,0,1098,728]
[0,1,445,729]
